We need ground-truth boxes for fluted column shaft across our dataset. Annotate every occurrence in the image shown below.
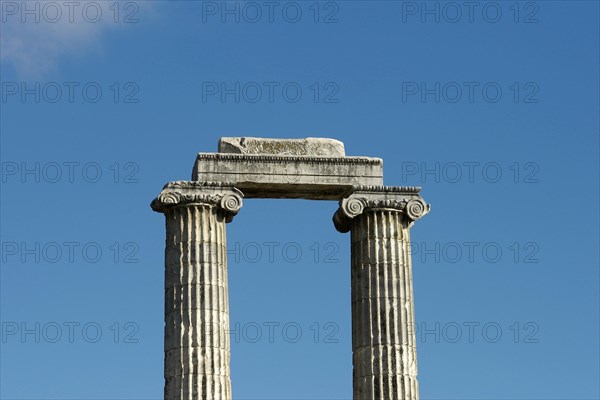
[164,204,231,399]
[351,209,418,400]
[333,187,429,400]
[152,182,243,400]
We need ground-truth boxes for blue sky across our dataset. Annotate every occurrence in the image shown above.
[1,1,598,399]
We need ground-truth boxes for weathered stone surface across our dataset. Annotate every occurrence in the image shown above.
[219,137,345,157]
[192,153,383,200]
[342,197,422,400]
[155,184,240,400]
[332,187,429,399]
[152,137,430,400]
[332,185,429,232]
[151,181,243,222]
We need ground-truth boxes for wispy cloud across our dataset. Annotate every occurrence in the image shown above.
[1,1,146,79]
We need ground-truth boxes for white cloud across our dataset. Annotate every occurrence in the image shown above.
[1,1,144,79]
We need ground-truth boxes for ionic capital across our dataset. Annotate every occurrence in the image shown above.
[151,181,243,222]
[333,185,430,233]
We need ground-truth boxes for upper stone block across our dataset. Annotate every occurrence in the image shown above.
[219,137,345,157]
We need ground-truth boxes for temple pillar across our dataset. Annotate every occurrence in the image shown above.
[152,182,243,400]
[333,186,429,400]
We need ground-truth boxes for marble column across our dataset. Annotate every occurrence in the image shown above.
[333,186,429,400]
[152,182,243,400]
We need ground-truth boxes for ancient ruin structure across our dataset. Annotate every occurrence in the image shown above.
[151,137,430,400]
